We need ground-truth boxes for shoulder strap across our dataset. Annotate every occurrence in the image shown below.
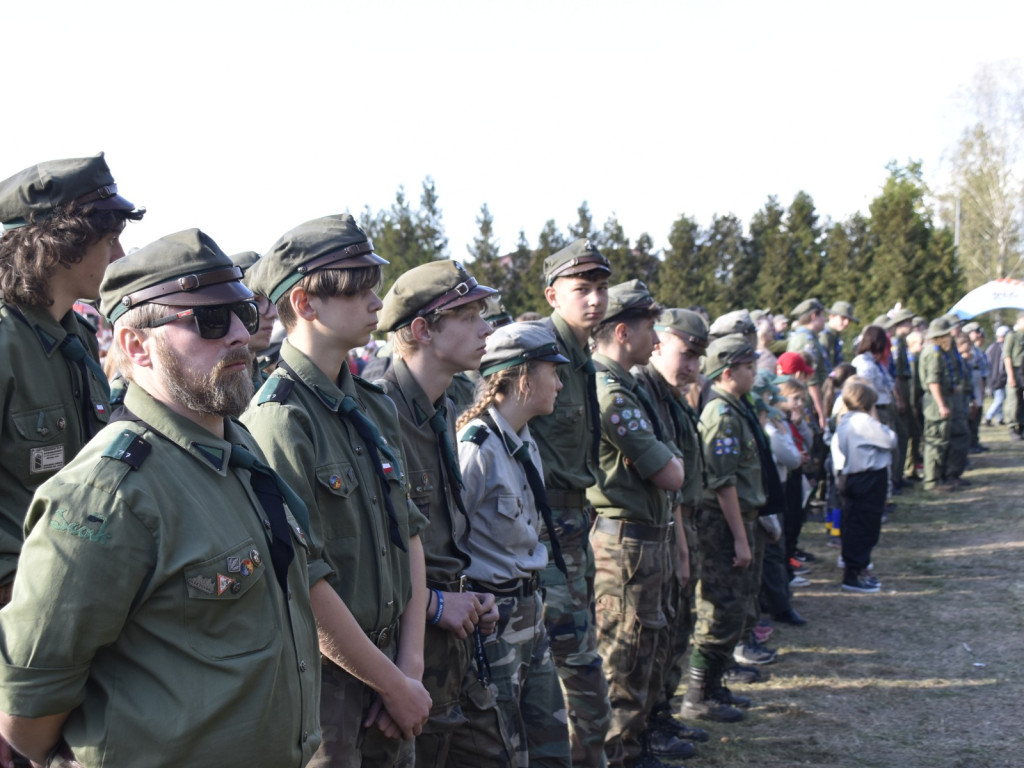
[460,423,491,445]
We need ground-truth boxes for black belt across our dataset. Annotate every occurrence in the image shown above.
[546,489,587,508]
[427,575,468,593]
[593,515,672,542]
[473,573,540,597]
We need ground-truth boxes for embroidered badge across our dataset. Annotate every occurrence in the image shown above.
[49,508,110,544]
[610,413,621,424]
[241,558,255,577]
[217,574,236,595]
[614,395,625,406]
[621,409,632,419]
[188,575,216,594]
[329,474,342,490]
[226,556,242,573]
[640,419,648,430]
[617,426,627,436]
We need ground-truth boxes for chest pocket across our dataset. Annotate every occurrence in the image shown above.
[9,405,71,482]
[316,462,360,540]
[183,538,274,660]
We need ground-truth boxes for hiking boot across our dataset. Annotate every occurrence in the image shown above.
[723,662,768,684]
[649,705,710,742]
[707,668,752,709]
[680,666,744,723]
[842,575,880,593]
[644,729,698,760]
[734,640,777,665]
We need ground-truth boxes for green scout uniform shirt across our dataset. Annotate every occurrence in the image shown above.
[242,340,427,633]
[633,364,704,508]
[0,302,110,585]
[377,357,471,587]
[819,327,844,370]
[586,354,675,526]
[530,312,599,494]
[0,384,320,767]
[699,387,765,518]
[445,370,478,418]
[1004,329,1024,373]
[787,326,829,385]
[919,343,955,421]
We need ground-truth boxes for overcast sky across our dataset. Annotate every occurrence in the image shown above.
[2,1,1021,261]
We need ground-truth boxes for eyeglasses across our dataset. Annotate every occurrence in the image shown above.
[143,301,260,339]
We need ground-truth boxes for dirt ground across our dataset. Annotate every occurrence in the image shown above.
[667,424,1024,768]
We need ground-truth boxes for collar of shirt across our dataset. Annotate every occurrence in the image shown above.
[592,352,637,389]
[11,303,76,357]
[485,405,532,459]
[123,381,245,476]
[551,311,591,371]
[392,356,443,427]
[279,338,359,413]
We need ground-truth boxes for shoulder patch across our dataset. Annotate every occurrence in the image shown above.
[258,376,295,405]
[102,429,152,470]
[460,424,490,445]
[354,375,385,394]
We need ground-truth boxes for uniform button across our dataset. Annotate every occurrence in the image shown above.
[355,446,363,455]
[263,519,271,529]
[381,546,387,556]
[528,548,535,556]
[372,495,378,503]
[387,600,394,607]
[302,731,309,743]
[299,660,307,672]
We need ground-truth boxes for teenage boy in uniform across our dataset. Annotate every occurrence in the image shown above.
[588,281,689,768]
[529,239,613,767]
[242,214,431,768]
[681,337,764,724]
[375,261,504,766]
[820,301,856,370]
[0,230,320,767]
[0,154,143,605]
[787,298,828,428]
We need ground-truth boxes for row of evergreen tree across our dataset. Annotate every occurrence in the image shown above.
[357,162,963,328]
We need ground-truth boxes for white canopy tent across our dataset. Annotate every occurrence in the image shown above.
[948,279,1024,319]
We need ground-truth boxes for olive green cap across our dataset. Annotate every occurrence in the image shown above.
[709,309,755,340]
[483,294,513,328]
[602,279,659,326]
[827,301,858,322]
[480,321,569,377]
[378,260,497,332]
[704,336,758,380]
[101,229,252,323]
[543,238,611,285]
[872,314,894,330]
[230,251,261,274]
[791,298,824,318]
[0,153,143,230]
[254,213,388,304]
[655,308,709,353]
[962,321,982,334]
[888,308,915,326]
[925,317,954,339]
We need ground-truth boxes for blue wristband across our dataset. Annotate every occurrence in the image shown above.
[427,588,444,625]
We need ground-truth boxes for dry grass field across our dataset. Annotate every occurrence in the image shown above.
[667,425,1024,768]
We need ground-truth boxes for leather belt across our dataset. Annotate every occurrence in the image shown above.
[473,573,540,597]
[427,576,466,593]
[546,488,587,508]
[593,515,672,542]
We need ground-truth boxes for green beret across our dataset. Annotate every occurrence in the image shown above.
[705,336,758,380]
[378,260,497,332]
[925,317,954,339]
[543,239,611,285]
[791,298,824,318]
[254,214,388,304]
[826,301,858,322]
[101,229,252,323]
[480,321,569,377]
[602,279,658,326]
[655,308,709,352]
[0,153,142,230]
[709,309,755,340]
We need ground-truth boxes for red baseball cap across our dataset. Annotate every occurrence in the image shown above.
[776,351,814,376]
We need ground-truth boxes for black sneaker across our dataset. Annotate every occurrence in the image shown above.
[793,548,817,563]
[723,663,769,685]
[842,575,880,593]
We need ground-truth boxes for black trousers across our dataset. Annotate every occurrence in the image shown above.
[839,468,887,576]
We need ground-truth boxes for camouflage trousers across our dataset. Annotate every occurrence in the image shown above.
[541,505,611,767]
[461,591,571,768]
[691,510,757,669]
[946,398,971,480]
[659,508,700,705]
[922,417,951,488]
[309,632,414,768]
[591,522,671,768]
[416,622,504,767]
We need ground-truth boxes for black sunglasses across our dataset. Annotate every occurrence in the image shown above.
[143,301,260,339]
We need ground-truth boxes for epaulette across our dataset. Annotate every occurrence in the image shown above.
[258,376,295,405]
[102,428,152,470]
[354,374,386,394]
[460,423,490,445]
[74,310,98,335]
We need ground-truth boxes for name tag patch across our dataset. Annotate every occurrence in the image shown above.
[30,445,65,474]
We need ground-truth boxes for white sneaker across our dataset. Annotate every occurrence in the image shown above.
[790,575,810,587]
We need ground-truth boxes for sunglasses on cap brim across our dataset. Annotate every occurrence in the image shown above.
[142,301,260,339]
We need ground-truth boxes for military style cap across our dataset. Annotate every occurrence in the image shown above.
[254,214,388,304]
[827,301,858,322]
[602,279,659,326]
[480,321,569,377]
[925,317,954,339]
[790,298,824,318]
[943,313,963,329]
[709,309,755,340]
[378,260,497,332]
[753,369,784,403]
[655,308,709,353]
[543,238,611,285]
[776,351,814,376]
[962,321,981,334]
[230,251,261,274]
[872,314,894,330]
[0,153,143,230]
[101,229,252,322]
[483,294,513,328]
[704,336,758,380]
[888,308,915,326]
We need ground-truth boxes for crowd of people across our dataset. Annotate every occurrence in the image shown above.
[0,154,1018,768]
